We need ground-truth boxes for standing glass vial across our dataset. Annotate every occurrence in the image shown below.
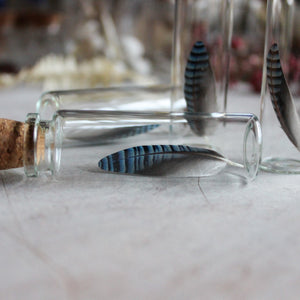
[37,0,234,118]
[260,0,300,173]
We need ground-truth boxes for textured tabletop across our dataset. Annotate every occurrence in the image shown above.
[0,85,299,300]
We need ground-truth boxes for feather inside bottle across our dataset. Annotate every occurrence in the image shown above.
[184,41,217,135]
[98,144,238,177]
[267,43,300,150]
[64,124,160,145]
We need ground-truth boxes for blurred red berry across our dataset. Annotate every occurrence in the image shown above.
[250,70,262,93]
[231,36,245,50]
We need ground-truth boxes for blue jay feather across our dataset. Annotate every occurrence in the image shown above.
[184,41,217,135]
[267,43,300,150]
[66,124,159,145]
[98,144,226,176]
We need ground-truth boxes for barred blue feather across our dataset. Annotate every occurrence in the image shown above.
[184,41,217,135]
[94,124,160,141]
[67,124,159,145]
[98,144,226,176]
[267,43,300,150]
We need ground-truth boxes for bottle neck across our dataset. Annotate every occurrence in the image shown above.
[24,113,63,177]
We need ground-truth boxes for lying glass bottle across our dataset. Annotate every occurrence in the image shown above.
[37,85,184,120]
[23,111,262,181]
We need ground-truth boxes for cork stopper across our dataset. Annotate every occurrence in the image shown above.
[0,118,26,170]
[1,114,61,176]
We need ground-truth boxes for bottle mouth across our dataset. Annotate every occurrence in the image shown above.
[36,93,60,120]
[24,113,38,177]
[24,113,63,177]
[243,115,262,181]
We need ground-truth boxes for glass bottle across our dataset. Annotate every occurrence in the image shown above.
[183,0,234,113]
[23,110,262,181]
[260,0,300,173]
[37,0,234,118]
[36,84,183,120]
[230,0,266,94]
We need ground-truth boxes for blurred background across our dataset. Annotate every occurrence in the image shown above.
[0,0,177,89]
[0,0,298,93]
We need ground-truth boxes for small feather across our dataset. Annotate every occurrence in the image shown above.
[184,41,217,135]
[267,43,300,150]
[64,124,159,145]
[98,144,228,177]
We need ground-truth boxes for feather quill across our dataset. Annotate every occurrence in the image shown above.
[98,144,235,177]
[184,41,217,135]
[267,43,300,150]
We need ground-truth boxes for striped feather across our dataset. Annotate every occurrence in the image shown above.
[98,144,227,176]
[97,124,160,140]
[267,43,300,150]
[66,124,159,145]
[184,41,217,135]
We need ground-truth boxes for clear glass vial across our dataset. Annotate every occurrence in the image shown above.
[36,84,183,120]
[37,0,234,118]
[23,110,262,181]
[182,0,234,112]
[260,0,300,173]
